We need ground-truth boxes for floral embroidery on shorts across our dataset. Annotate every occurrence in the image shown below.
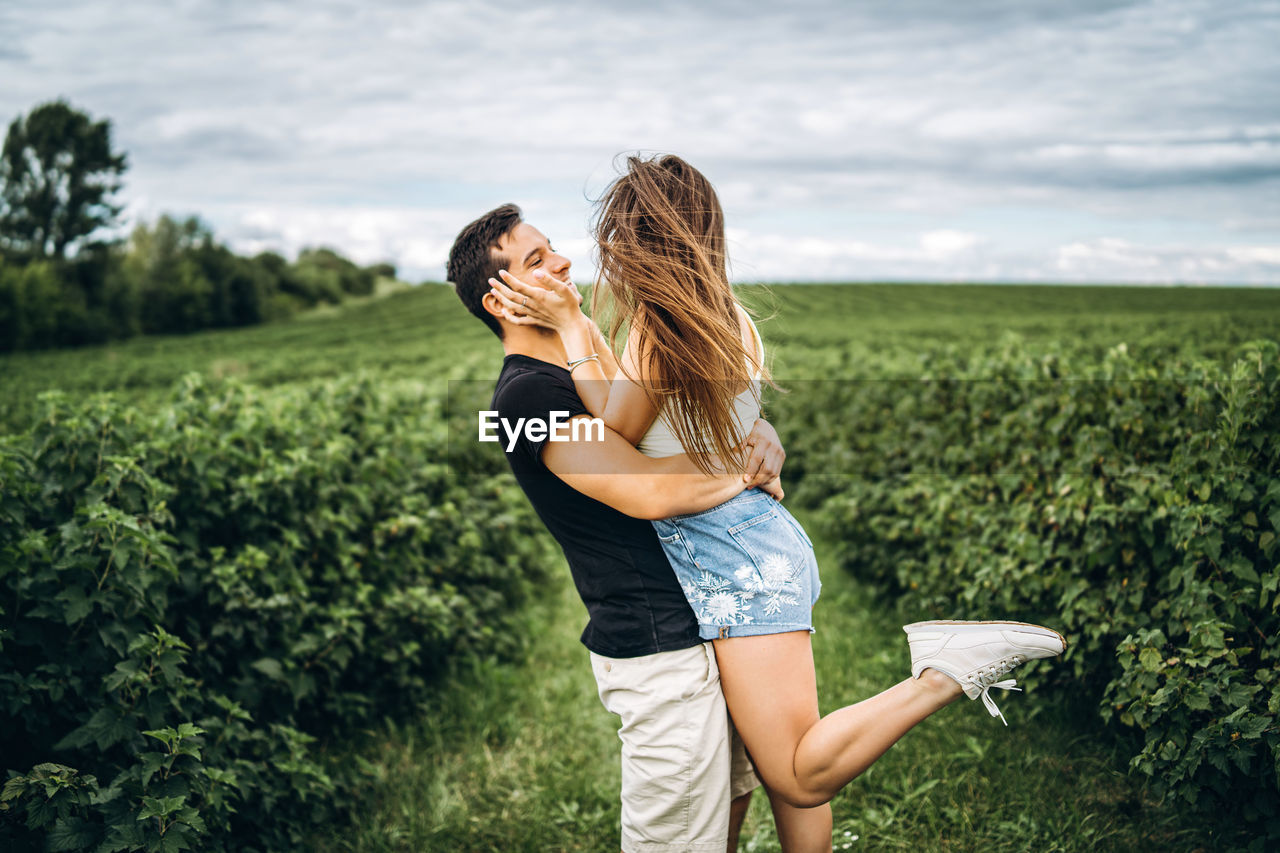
[681,552,803,626]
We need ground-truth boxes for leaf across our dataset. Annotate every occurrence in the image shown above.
[138,752,168,788]
[174,723,205,740]
[1223,681,1259,709]
[202,767,240,790]
[210,694,252,722]
[1139,647,1162,672]
[104,659,142,693]
[250,658,284,681]
[47,815,98,852]
[1225,556,1260,585]
[1200,529,1223,563]
[56,708,133,751]
[143,727,176,748]
[1184,689,1211,711]
[158,829,194,853]
[136,795,184,821]
[57,585,94,624]
[1,777,28,803]
[1237,715,1270,740]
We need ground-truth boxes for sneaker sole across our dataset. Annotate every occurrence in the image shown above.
[903,620,1067,649]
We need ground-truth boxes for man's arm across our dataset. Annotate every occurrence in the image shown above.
[542,416,745,520]
[542,415,788,520]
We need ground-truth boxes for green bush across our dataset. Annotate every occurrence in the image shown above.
[294,248,374,300]
[781,338,1279,837]
[0,260,67,351]
[0,373,552,850]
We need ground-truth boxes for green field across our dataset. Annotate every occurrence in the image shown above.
[3,283,1277,851]
[6,282,1280,433]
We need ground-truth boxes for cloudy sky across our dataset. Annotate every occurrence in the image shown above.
[2,0,1278,283]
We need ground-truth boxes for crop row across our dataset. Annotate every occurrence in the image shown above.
[777,337,1279,838]
[0,373,552,851]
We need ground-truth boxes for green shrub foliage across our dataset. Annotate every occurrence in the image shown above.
[779,338,1279,834]
[0,373,551,850]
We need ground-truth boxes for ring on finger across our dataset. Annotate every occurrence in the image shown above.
[522,296,529,307]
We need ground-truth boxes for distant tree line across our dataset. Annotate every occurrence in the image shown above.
[0,100,396,353]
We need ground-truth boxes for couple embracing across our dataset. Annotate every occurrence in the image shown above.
[445,154,1066,852]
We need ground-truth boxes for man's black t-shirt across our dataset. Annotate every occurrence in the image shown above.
[491,353,701,658]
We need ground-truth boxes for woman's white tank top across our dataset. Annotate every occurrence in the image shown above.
[636,309,764,459]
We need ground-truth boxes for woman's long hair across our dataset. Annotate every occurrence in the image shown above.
[592,154,769,475]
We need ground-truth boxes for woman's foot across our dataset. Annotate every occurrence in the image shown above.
[902,620,1067,725]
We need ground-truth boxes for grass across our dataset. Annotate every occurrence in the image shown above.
[312,508,1245,852]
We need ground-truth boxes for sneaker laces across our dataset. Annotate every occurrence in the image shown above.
[970,656,1025,726]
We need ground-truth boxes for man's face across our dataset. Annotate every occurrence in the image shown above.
[493,223,581,304]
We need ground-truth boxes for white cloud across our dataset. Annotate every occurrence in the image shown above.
[920,230,980,257]
[726,229,989,281]
[1227,246,1280,265]
[219,205,473,277]
[1054,237,1280,283]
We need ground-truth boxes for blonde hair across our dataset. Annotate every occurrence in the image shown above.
[592,154,768,474]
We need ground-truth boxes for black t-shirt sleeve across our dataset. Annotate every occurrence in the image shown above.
[491,369,591,465]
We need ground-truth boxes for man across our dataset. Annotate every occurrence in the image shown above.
[447,204,781,852]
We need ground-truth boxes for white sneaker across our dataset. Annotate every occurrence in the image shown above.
[903,620,1067,725]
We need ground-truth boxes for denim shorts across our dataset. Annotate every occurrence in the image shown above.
[652,489,821,640]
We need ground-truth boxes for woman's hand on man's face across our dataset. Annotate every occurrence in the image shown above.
[488,268,587,333]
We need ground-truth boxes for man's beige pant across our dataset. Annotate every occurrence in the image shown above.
[590,642,760,853]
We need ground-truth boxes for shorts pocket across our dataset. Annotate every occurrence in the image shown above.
[651,518,680,544]
[727,508,777,536]
[652,520,699,570]
[682,642,718,700]
[778,507,815,550]
[728,507,810,571]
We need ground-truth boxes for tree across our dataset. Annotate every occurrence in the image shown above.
[0,100,127,261]
[123,215,213,333]
[0,259,79,351]
[295,247,375,298]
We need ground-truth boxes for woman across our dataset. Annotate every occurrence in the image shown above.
[489,154,1066,850]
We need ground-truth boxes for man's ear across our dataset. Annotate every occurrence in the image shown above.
[481,289,505,321]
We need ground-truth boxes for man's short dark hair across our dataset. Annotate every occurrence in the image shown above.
[446,203,523,339]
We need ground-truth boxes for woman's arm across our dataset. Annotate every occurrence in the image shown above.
[490,269,657,440]
[587,318,620,381]
[598,320,661,445]
[551,312,660,444]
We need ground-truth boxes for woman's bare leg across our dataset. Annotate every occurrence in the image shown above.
[764,783,833,853]
[713,631,962,810]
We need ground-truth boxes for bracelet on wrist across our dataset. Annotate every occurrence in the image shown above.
[567,353,600,372]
